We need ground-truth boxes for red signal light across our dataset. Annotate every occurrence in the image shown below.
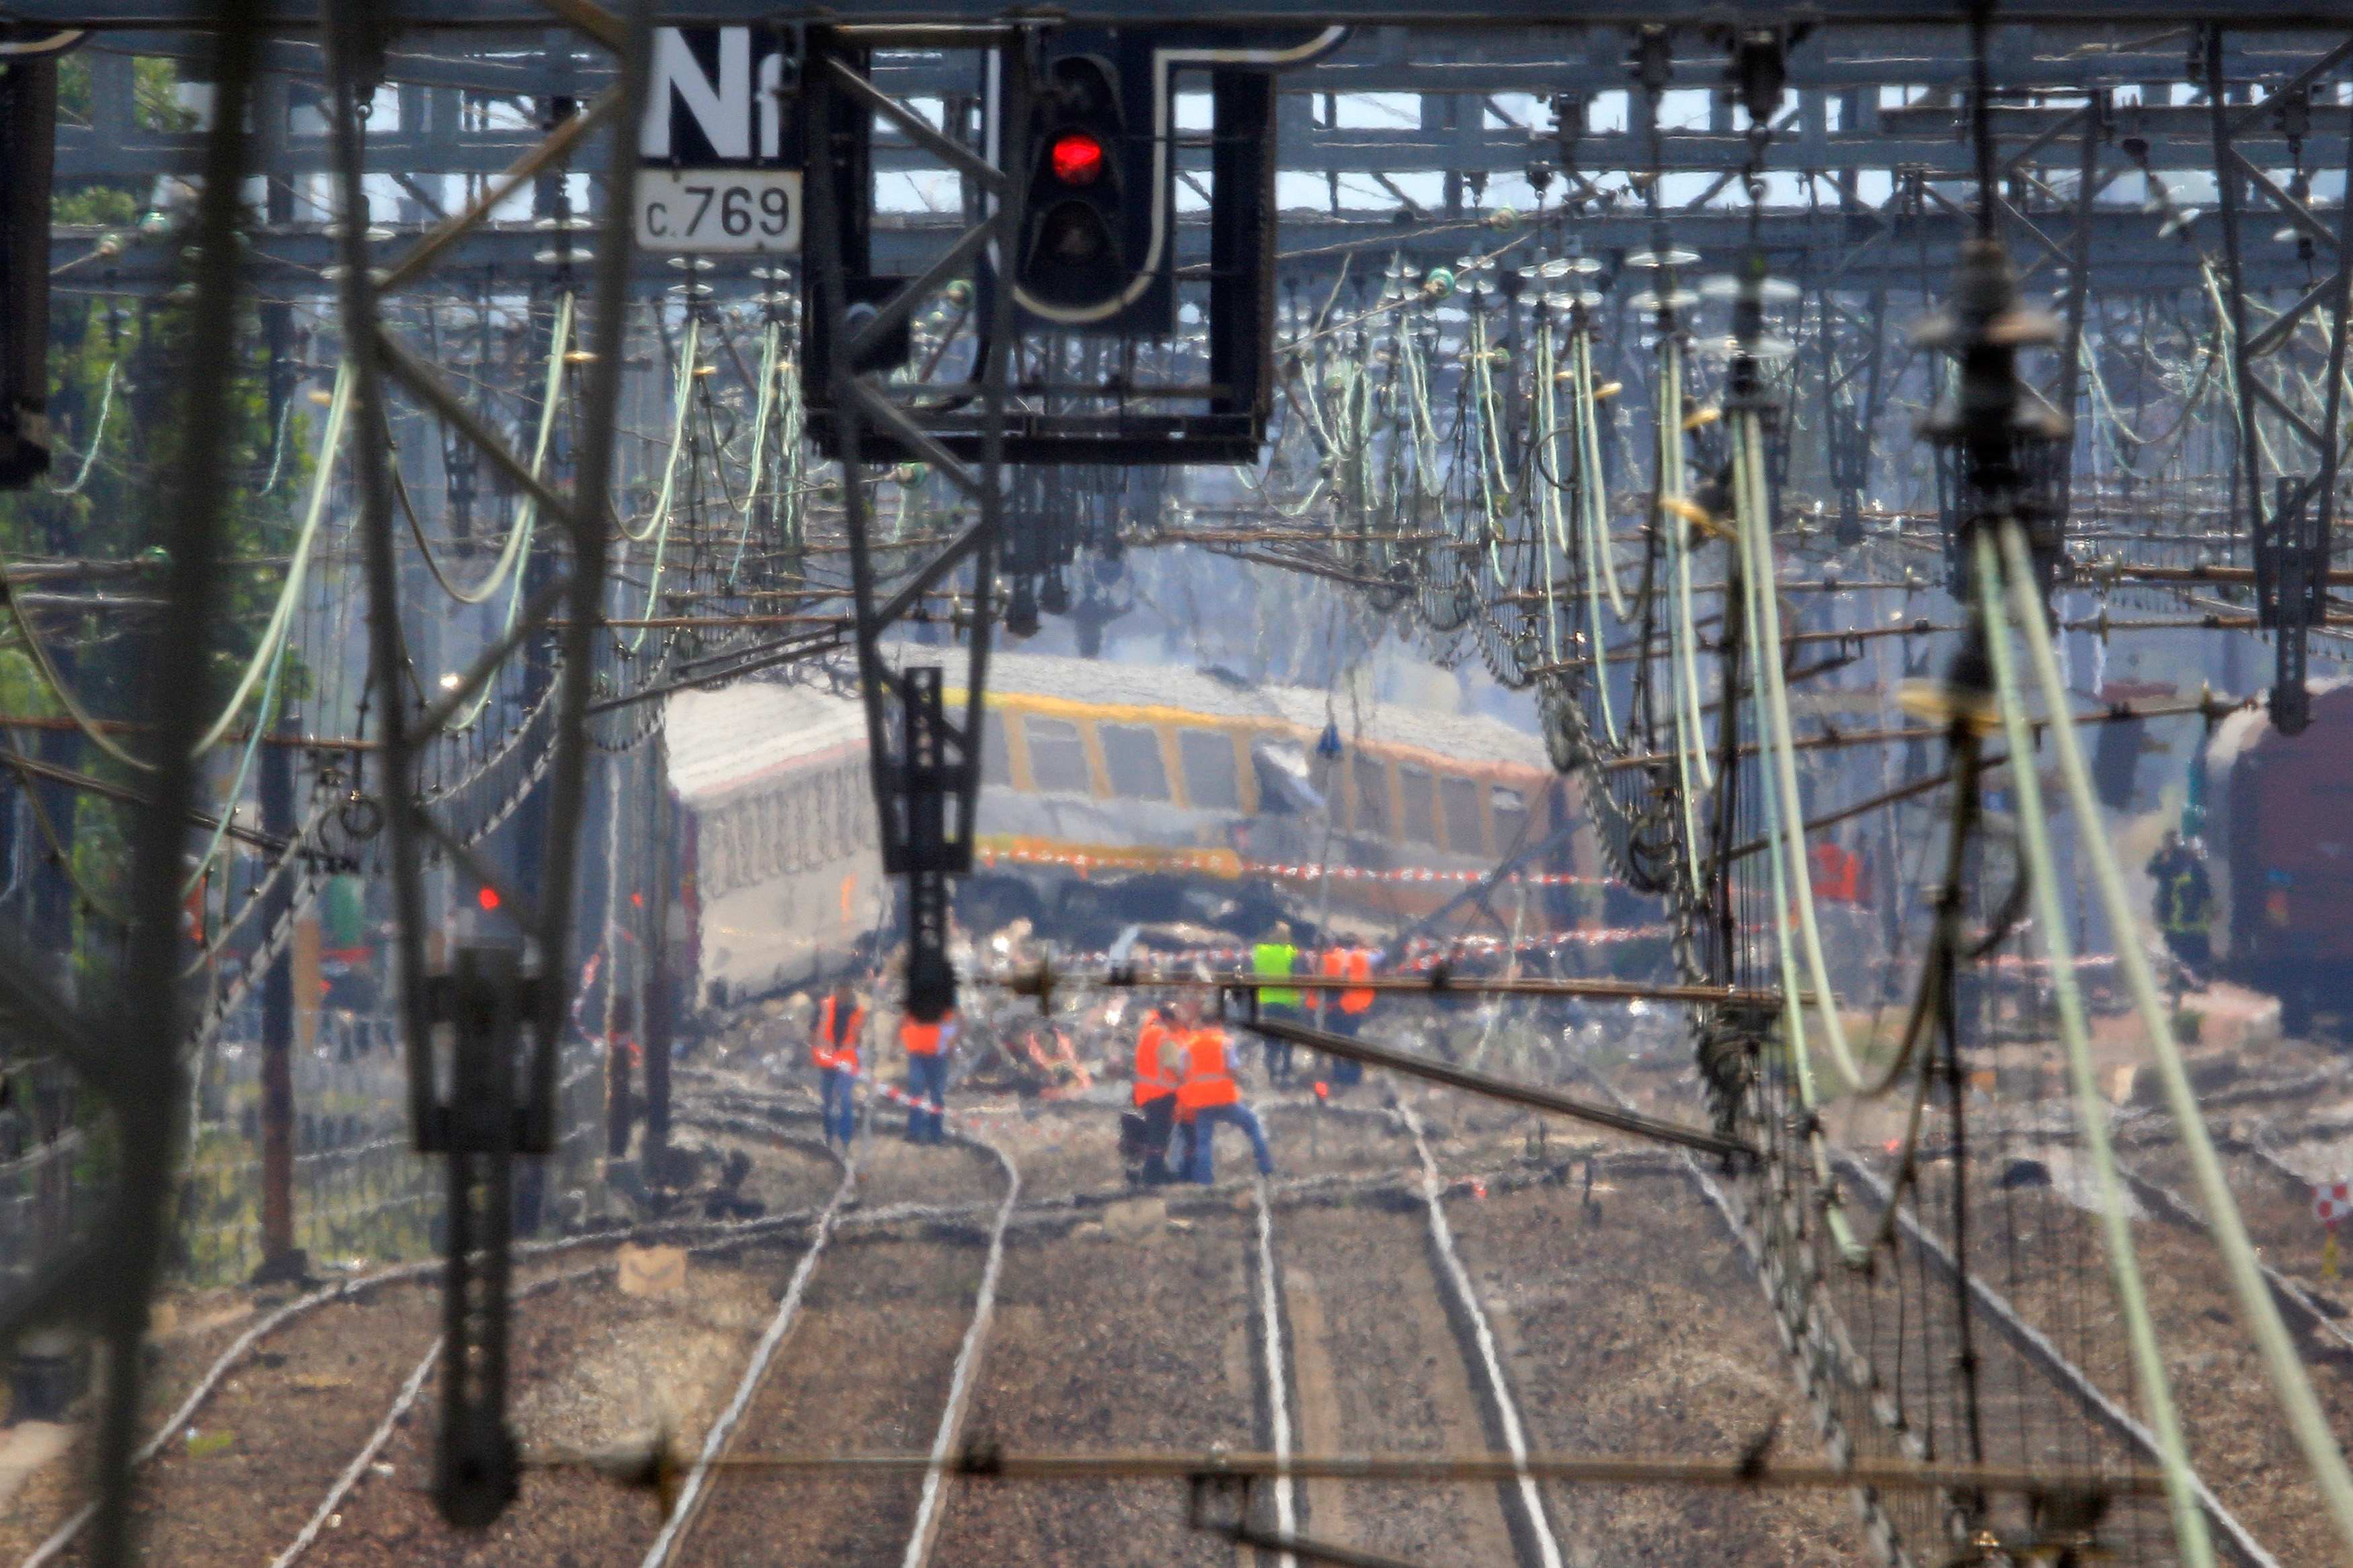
[477,886,500,912]
[1049,131,1106,187]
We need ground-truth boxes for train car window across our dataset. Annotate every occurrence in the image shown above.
[1490,784,1527,850]
[980,711,1012,788]
[1441,774,1482,853]
[1179,728,1241,810]
[1025,716,1092,794]
[1351,755,1390,835]
[1398,765,1437,844]
[1101,723,1171,801]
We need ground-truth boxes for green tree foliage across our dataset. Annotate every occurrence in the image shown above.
[54,54,192,228]
[0,282,316,966]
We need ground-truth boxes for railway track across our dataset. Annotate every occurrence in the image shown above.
[255,1087,1047,1568]
[2110,1155,2353,1360]
[1588,1038,2353,1563]
[1,1149,829,1568]
[1239,1100,1562,1568]
[11,1266,450,1568]
[1449,1140,1866,1563]
[280,1131,850,1568]
[0,1113,854,1568]
[6,1063,1921,1568]
[638,1120,1020,1568]
[1566,1061,2219,1564]
[916,1087,1588,1567]
[1834,1089,2353,1567]
[2077,1145,2353,1565]
[1827,1151,2273,1566]
[914,1093,1400,1565]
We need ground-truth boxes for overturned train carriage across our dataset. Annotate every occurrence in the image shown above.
[666,651,1588,1005]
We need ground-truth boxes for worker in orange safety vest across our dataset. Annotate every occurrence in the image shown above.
[1176,1015,1273,1184]
[1807,838,1864,906]
[1126,1005,1180,1184]
[900,1007,958,1144]
[1164,996,1203,1175]
[809,985,866,1149]
[1315,932,1375,1092]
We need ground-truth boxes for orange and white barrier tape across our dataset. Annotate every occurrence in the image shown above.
[975,841,1604,887]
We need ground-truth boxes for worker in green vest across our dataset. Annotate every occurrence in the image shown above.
[1252,920,1303,1087]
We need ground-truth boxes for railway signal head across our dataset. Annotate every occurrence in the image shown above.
[1017,54,1142,323]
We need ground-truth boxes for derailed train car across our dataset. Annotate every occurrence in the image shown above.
[955,652,1581,946]
[666,651,1585,1005]
[666,679,890,1005]
[2204,679,2353,1034]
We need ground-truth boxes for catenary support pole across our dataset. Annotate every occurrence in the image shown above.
[257,699,298,1278]
[643,729,672,1173]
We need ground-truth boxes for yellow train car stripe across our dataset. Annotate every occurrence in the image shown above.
[949,686,1548,789]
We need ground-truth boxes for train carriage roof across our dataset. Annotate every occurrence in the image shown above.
[666,648,1552,808]
[966,649,1552,772]
[667,679,869,809]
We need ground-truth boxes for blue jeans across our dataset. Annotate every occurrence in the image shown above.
[1187,1102,1273,1184]
[819,1066,856,1145]
[906,1052,947,1143]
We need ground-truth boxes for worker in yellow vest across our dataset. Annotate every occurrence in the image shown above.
[1177,1018,1273,1184]
[809,985,866,1149]
[1252,919,1304,1086]
[900,1008,958,1144]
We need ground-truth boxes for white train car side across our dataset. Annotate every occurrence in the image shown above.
[666,681,886,1005]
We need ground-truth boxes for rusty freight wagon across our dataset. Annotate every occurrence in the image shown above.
[2204,679,2353,1035]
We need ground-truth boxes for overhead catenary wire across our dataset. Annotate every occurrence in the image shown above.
[3,359,349,777]
[1734,394,1863,1095]
[402,294,574,611]
[1974,524,2214,1568]
[1997,516,2353,1561]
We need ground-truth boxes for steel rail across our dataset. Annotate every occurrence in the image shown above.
[1250,1175,1303,1568]
[1396,1105,1566,1568]
[274,1164,867,1568]
[1236,1015,1754,1161]
[635,1162,860,1568]
[553,1444,2166,1495]
[2110,1159,2353,1361]
[625,1091,1020,1568]
[1025,966,1795,1009]
[898,1135,1023,1568]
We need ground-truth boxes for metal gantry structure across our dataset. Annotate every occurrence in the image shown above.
[2,4,2353,1567]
